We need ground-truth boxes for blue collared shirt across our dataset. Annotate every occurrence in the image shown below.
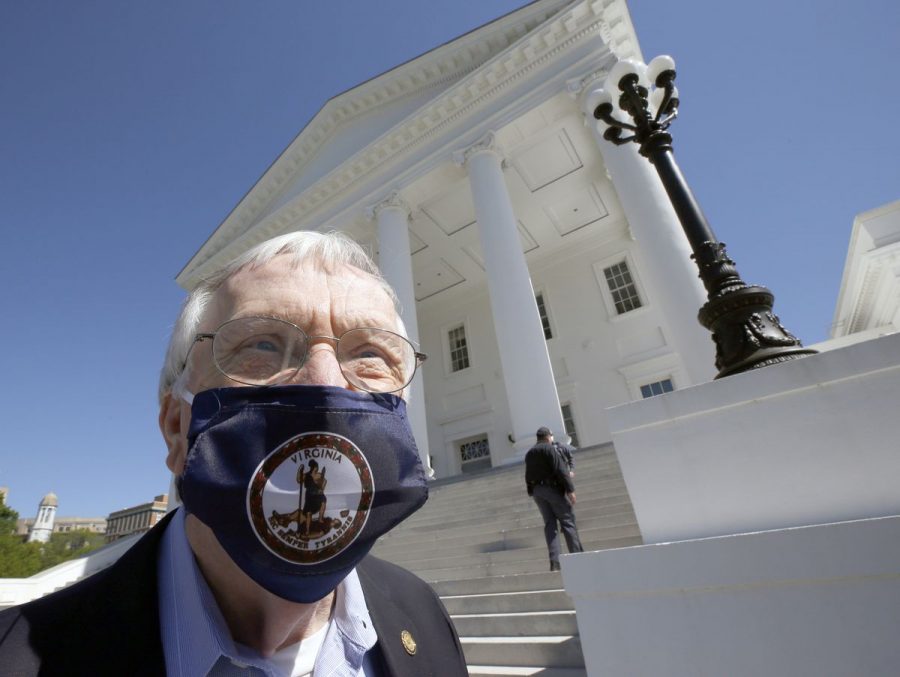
[158,508,379,676]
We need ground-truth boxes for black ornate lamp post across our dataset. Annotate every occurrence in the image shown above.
[588,56,816,378]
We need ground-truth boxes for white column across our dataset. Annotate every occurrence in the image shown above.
[577,83,717,385]
[368,192,433,477]
[453,133,566,454]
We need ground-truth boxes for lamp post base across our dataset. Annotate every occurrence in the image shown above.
[699,284,817,378]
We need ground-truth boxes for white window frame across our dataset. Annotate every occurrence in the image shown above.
[560,401,580,447]
[442,319,472,376]
[617,353,684,401]
[534,288,555,341]
[592,251,650,321]
[456,433,492,473]
[639,378,675,399]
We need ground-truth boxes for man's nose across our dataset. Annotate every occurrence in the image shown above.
[290,344,351,388]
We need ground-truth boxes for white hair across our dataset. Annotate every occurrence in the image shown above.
[158,231,402,402]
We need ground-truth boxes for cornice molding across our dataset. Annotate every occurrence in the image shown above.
[366,190,412,221]
[847,264,880,334]
[180,0,640,288]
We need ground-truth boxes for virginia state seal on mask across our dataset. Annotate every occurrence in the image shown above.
[247,431,373,564]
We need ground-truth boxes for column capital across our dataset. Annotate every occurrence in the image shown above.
[452,131,505,168]
[565,57,617,120]
[365,190,412,221]
[566,68,607,100]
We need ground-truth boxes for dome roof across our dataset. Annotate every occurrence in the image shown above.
[41,492,58,507]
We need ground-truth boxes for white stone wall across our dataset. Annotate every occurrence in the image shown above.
[418,233,687,477]
[564,330,900,676]
[608,331,900,544]
[564,516,900,677]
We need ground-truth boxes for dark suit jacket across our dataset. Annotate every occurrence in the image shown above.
[0,513,467,677]
[525,441,575,496]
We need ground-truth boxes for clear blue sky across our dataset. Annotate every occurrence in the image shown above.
[1,1,897,520]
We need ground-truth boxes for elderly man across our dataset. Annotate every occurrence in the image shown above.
[525,426,584,572]
[0,232,467,675]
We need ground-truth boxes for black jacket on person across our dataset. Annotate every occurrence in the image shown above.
[525,441,575,496]
[0,511,467,677]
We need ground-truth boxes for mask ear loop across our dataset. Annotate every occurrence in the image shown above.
[166,365,194,512]
[172,365,195,406]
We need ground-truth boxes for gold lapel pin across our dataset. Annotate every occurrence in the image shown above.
[400,629,417,656]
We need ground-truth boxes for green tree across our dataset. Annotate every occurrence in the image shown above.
[0,536,43,577]
[0,498,107,577]
[40,530,106,570]
[0,500,42,577]
[0,500,18,537]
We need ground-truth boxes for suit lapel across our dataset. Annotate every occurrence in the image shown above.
[357,559,429,677]
[91,510,173,672]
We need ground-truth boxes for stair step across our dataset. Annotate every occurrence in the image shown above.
[468,667,586,677]
[419,477,631,512]
[425,467,627,501]
[381,526,641,567]
[409,536,642,579]
[372,444,637,674]
[376,506,636,545]
[452,610,579,636]
[442,589,573,615]
[461,636,584,668]
[374,522,639,561]
[432,571,563,596]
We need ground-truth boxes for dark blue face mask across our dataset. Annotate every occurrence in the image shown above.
[177,384,429,603]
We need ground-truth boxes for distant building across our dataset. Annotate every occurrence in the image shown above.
[105,494,168,543]
[27,492,58,544]
[16,516,107,538]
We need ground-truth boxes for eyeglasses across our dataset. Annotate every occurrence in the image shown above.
[182,316,426,394]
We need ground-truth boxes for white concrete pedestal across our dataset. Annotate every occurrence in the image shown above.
[562,332,900,675]
[609,332,900,544]
[563,516,900,677]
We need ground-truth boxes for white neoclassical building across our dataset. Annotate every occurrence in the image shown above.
[176,0,719,479]
[826,199,900,345]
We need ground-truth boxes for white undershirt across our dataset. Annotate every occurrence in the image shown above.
[267,619,331,677]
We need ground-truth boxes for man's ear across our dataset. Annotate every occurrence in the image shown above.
[159,392,189,475]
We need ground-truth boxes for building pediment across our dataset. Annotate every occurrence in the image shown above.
[177,0,642,288]
[180,0,584,285]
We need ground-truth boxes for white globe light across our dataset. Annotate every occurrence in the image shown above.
[604,59,640,93]
[649,87,666,115]
[635,61,651,89]
[647,55,676,86]
[584,88,613,118]
[650,85,680,116]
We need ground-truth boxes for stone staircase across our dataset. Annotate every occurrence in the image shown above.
[371,443,642,676]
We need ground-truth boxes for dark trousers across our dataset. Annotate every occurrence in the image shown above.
[532,484,584,563]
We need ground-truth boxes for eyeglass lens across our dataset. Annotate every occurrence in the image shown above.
[211,317,416,392]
